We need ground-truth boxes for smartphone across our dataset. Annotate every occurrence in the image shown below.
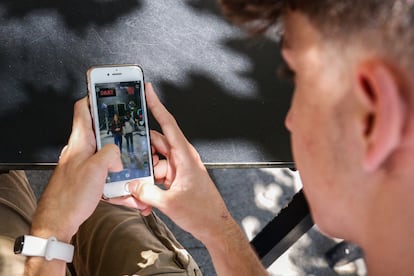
[87,64,154,198]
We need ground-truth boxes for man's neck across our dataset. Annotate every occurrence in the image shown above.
[362,178,414,275]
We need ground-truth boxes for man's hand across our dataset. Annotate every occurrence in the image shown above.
[127,83,232,242]
[126,84,267,275]
[26,98,123,275]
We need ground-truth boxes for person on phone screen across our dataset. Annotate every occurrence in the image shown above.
[124,113,135,155]
[111,113,123,151]
[2,0,414,275]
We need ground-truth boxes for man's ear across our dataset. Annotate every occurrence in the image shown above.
[357,61,405,172]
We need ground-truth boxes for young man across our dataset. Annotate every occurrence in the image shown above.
[128,1,414,275]
[225,1,414,274]
[5,0,414,275]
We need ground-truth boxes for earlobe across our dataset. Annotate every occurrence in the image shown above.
[358,62,405,172]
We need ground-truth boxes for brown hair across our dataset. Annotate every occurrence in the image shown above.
[219,0,414,76]
[218,0,286,33]
[219,1,409,34]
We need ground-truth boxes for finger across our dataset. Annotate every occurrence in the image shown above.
[150,130,171,158]
[152,154,160,166]
[89,144,123,175]
[65,97,96,160]
[128,180,165,209]
[108,196,151,211]
[153,159,168,184]
[145,83,190,152]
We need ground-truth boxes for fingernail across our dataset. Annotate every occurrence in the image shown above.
[128,181,139,194]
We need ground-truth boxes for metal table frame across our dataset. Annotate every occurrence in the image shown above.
[206,162,314,267]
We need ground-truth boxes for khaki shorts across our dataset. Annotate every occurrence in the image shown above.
[0,171,34,276]
[0,171,202,276]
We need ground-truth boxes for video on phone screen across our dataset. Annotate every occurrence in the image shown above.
[95,81,151,183]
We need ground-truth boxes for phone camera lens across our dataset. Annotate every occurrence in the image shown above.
[107,73,110,76]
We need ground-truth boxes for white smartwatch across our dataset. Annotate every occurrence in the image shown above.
[14,235,74,263]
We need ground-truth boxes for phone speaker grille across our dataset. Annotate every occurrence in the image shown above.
[112,73,122,75]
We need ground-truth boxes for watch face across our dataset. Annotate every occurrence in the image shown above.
[14,235,25,254]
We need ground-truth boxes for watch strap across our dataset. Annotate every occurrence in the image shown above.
[15,235,74,263]
[45,237,74,262]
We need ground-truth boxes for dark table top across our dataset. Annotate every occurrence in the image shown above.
[0,0,294,169]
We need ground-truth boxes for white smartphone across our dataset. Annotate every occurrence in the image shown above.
[87,64,154,198]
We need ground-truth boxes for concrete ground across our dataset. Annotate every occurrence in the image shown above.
[26,168,366,276]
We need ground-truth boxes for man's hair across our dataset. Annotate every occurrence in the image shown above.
[219,0,414,73]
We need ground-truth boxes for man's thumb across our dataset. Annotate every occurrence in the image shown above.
[128,180,164,208]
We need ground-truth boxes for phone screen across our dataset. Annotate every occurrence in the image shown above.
[94,80,151,183]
